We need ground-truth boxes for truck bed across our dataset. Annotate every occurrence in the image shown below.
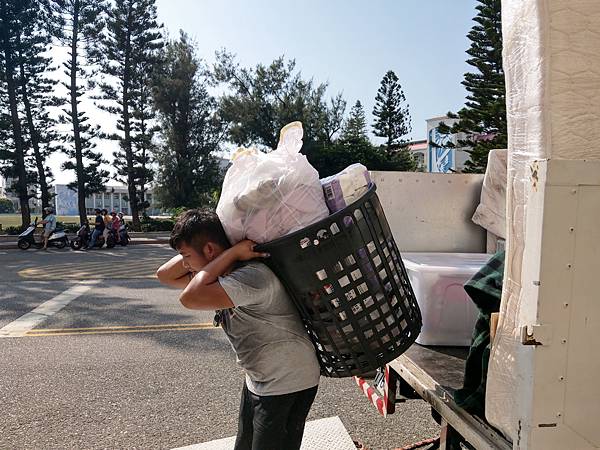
[390,345,512,450]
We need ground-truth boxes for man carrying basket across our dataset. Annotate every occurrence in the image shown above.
[156,209,320,450]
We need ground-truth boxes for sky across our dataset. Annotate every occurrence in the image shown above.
[49,0,478,185]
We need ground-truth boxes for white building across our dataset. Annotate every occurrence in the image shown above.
[54,184,162,216]
[426,116,471,173]
[407,116,473,173]
[0,175,42,213]
[0,175,6,198]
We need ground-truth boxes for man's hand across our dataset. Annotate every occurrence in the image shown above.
[232,240,270,262]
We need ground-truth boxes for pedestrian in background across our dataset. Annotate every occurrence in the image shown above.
[39,207,57,251]
[102,209,111,241]
[87,208,105,249]
[111,211,121,243]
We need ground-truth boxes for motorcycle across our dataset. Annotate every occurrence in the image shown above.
[17,218,69,250]
[70,223,116,250]
[118,223,130,246]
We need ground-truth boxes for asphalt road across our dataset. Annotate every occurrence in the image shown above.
[0,245,439,450]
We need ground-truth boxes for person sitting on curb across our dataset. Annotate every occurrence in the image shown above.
[39,207,57,251]
[87,208,105,249]
[156,209,320,450]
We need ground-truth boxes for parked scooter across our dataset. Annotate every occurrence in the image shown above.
[70,222,116,250]
[17,218,69,250]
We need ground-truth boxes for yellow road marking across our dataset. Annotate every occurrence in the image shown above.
[31,323,213,332]
[19,262,158,279]
[25,322,216,336]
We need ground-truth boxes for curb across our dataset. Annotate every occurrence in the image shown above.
[0,238,168,250]
[129,239,169,245]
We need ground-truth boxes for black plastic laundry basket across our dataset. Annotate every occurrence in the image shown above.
[256,184,422,377]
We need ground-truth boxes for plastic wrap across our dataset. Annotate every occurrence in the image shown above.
[471,149,507,239]
[486,0,600,442]
[216,122,329,244]
[484,0,547,439]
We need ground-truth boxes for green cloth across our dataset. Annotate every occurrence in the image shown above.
[454,250,505,417]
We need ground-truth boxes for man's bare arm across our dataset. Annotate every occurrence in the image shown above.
[179,241,268,310]
[179,247,238,310]
[156,254,193,289]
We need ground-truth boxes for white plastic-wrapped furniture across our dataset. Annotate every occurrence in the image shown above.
[486,1,600,448]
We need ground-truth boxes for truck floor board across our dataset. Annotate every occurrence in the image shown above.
[403,345,469,393]
[391,344,512,450]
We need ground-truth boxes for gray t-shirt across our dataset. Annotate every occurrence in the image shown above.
[219,261,320,396]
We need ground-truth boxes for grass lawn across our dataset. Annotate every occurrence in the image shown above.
[0,214,81,229]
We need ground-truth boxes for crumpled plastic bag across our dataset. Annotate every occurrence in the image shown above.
[217,122,329,244]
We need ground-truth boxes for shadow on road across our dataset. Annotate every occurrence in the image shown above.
[21,277,232,354]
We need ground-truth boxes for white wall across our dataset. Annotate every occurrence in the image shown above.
[371,171,486,253]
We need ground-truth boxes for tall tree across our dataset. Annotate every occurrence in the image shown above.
[50,0,108,225]
[438,0,505,173]
[97,0,162,229]
[213,51,346,155]
[152,32,224,209]
[372,70,412,153]
[0,59,12,175]
[0,0,32,227]
[311,100,416,176]
[130,65,159,215]
[341,100,368,144]
[16,0,57,210]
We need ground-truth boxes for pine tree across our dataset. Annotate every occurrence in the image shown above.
[341,100,368,144]
[97,0,162,229]
[0,62,12,167]
[0,0,33,227]
[16,1,57,210]
[50,0,109,224]
[131,69,159,215]
[372,70,412,153]
[438,0,506,173]
[152,32,224,209]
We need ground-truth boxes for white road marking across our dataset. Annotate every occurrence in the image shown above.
[172,416,356,450]
[0,280,99,338]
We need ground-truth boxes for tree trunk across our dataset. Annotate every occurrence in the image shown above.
[69,1,87,225]
[0,0,31,228]
[139,144,146,212]
[18,48,51,210]
[123,97,139,228]
[123,10,140,230]
[138,108,148,215]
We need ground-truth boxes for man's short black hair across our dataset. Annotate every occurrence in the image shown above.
[169,209,231,253]
[95,208,101,213]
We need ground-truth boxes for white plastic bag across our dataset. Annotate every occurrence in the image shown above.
[216,122,329,244]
